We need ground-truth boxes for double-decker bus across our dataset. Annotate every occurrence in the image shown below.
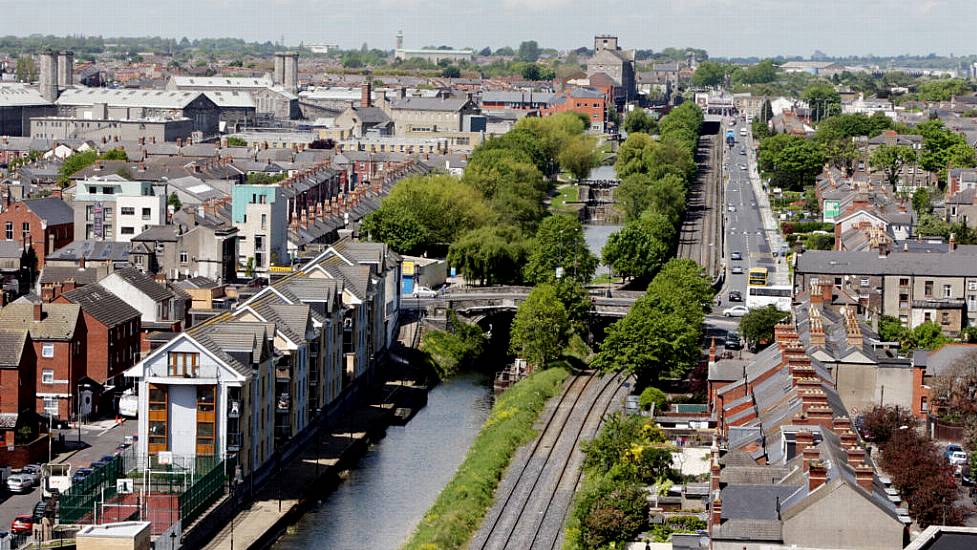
[747,267,768,287]
[746,285,792,311]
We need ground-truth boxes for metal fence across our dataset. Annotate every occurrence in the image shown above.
[57,447,231,535]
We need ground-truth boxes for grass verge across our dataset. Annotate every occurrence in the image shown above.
[401,366,571,550]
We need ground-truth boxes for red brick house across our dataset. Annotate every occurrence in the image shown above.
[541,87,608,132]
[56,283,141,389]
[0,198,74,269]
[0,329,36,448]
[0,299,85,420]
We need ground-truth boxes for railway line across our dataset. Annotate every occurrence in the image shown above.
[470,372,629,550]
[677,132,723,279]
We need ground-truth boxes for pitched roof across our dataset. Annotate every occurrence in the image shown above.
[389,96,470,112]
[109,267,174,302]
[56,88,208,110]
[61,284,141,328]
[48,240,131,263]
[23,198,74,226]
[38,266,100,286]
[0,302,80,341]
[0,329,28,368]
[796,250,977,277]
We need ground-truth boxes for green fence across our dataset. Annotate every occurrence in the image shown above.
[179,455,234,526]
[58,453,129,524]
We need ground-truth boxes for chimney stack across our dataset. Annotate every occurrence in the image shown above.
[711,498,723,527]
[39,50,59,102]
[808,461,827,492]
[854,464,874,492]
[33,303,42,322]
[57,50,74,89]
[361,81,372,108]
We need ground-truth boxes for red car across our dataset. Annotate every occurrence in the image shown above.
[11,514,32,535]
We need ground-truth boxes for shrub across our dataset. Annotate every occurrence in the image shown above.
[639,387,668,412]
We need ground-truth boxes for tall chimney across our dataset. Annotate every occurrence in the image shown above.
[361,81,372,108]
[57,50,74,89]
[809,461,827,492]
[39,50,59,102]
[283,52,298,94]
[273,53,285,88]
[33,303,42,322]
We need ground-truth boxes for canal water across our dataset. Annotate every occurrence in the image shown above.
[584,224,621,276]
[274,371,493,550]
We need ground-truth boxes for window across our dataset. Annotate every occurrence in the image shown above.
[921,396,929,412]
[148,384,168,453]
[180,251,188,265]
[121,227,135,235]
[260,214,267,230]
[899,278,910,287]
[21,222,29,240]
[142,208,151,220]
[42,397,58,415]
[42,344,54,358]
[860,278,870,287]
[969,281,977,291]
[944,284,952,298]
[168,352,199,377]
[924,312,932,322]
[196,385,216,455]
[4,222,11,240]
[924,281,934,296]
[41,369,54,383]
[120,207,135,216]
[941,312,951,325]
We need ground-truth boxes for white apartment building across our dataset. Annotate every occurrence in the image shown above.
[72,176,166,242]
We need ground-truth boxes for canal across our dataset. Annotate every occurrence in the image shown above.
[274,371,493,550]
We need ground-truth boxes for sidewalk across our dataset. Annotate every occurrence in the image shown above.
[746,138,790,287]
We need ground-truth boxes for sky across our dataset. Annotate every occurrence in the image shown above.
[4,0,976,58]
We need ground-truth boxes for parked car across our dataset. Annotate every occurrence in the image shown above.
[728,206,736,212]
[731,266,744,274]
[728,290,743,302]
[10,515,31,535]
[71,468,93,485]
[730,251,743,261]
[723,305,750,318]
[725,331,742,350]
[7,474,32,494]
[945,444,964,461]
[92,455,116,469]
[948,451,968,466]
[410,286,437,298]
[961,465,974,486]
[22,464,41,479]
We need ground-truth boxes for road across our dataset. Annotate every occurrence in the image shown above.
[0,420,131,532]
[715,119,785,314]
[470,373,629,550]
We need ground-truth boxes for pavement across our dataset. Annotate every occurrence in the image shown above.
[0,419,131,532]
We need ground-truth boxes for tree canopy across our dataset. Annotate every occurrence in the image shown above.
[869,144,917,189]
[757,134,827,190]
[509,283,570,367]
[523,215,598,285]
[739,306,789,348]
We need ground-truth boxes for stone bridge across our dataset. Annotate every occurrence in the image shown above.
[400,286,641,320]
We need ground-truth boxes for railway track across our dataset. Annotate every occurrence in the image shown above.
[470,372,628,550]
[677,133,723,278]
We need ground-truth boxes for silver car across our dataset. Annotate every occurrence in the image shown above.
[7,474,32,493]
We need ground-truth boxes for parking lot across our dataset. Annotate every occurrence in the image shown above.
[0,420,132,534]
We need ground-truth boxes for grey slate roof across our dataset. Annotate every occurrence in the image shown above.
[38,266,100,286]
[131,225,179,243]
[796,250,977,277]
[914,344,977,377]
[389,96,470,112]
[0,241,24,259]
[24,198,74,226]
[110,267,175,302]
[61,283,141,328]
[48,240,131,263]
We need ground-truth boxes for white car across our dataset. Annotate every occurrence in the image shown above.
[948,451,969,466]
[723,305,750,318]
[410,286,438,298]
[6,474,32,494]
[731,266,744,274]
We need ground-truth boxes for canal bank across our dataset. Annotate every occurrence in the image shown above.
[190,359,436,550]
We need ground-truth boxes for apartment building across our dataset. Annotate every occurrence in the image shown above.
[231,184,288,277]
[72,176,166,243]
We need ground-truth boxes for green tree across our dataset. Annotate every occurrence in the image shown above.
[639,387,668,412]
[903,322,950,351]
[758,134,826,190]
[516,40,541,62]
[15,56,37,82]
[691,61,728,87]
[622,109,657,135]
[917,120,970,179]
[559,134,600,182]
[912,187,932,215]
[870,144,917,189]
[447,225,529,286]
[509,283,570,367]
[58,150,98,186]
[614,132,656,178]
[649,258,715,310]
[167,192,182,211]
[802,82,842,122]
[361,175,494,254]
[523,215,598,285]
[602,211,675,282]
[440,65,461,78]
[917,79,970,101]
[733,59,778,85]
[878,315,906,343]
[739,306,789,348]
[226,136,248,147]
